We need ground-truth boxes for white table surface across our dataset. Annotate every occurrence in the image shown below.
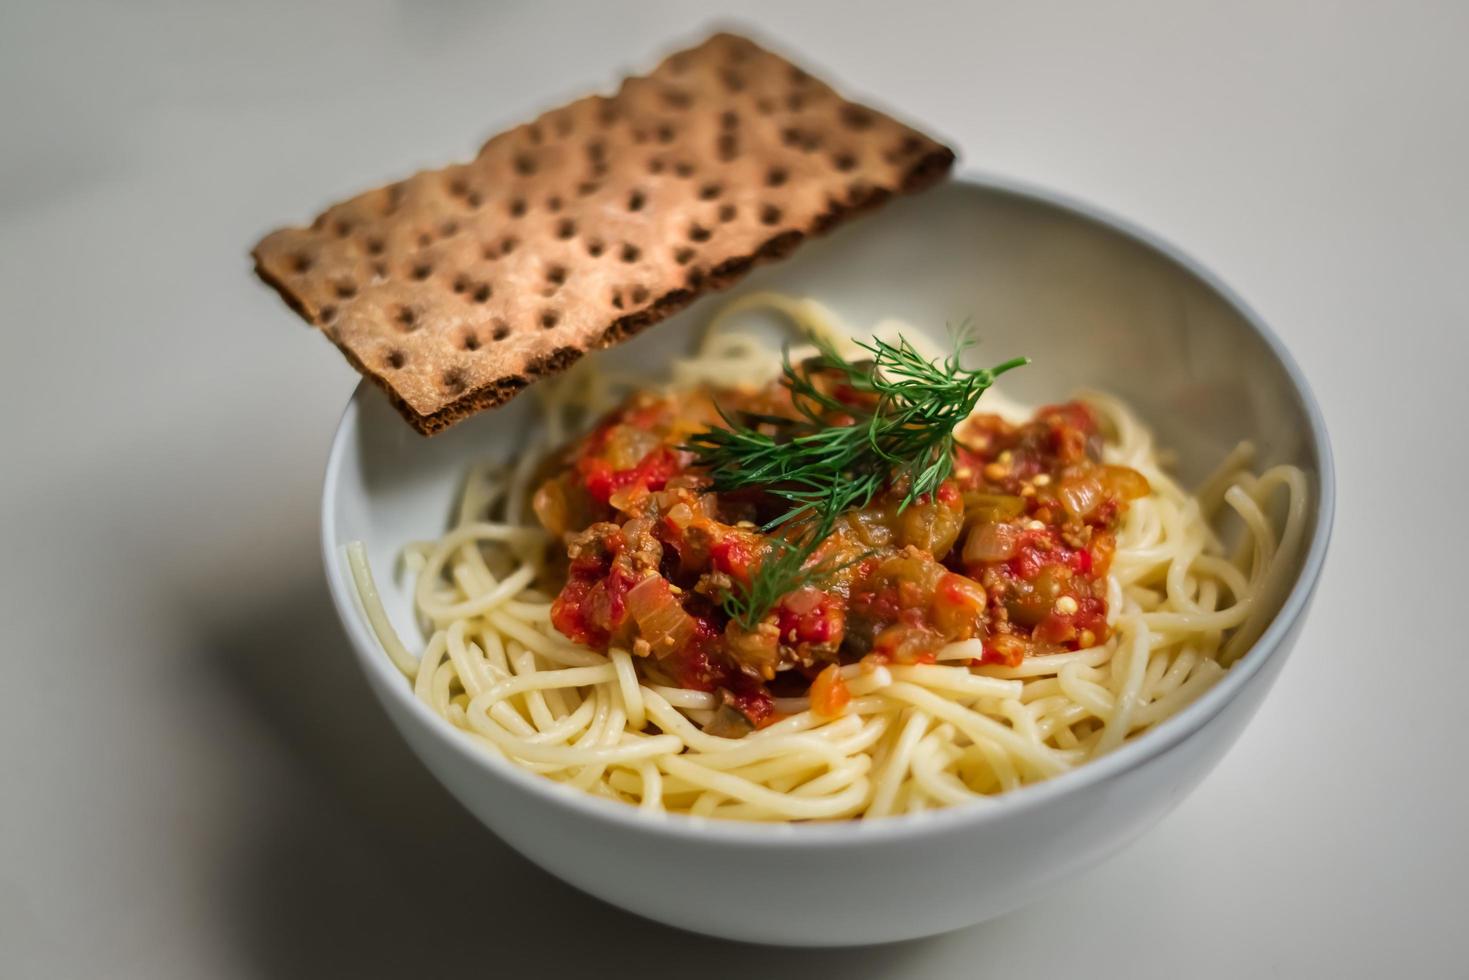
[3,1,1465,976]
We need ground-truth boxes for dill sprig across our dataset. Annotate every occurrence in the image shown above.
[717,519,872,633]
[718,533,821,632]
[687,328,1027,629]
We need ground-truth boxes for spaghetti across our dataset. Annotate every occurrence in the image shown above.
[348,294,1307,821]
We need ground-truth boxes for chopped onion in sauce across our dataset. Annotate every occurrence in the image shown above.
[1057,474,1102,518]
[963,521,1019,563]
[625,575,694,655]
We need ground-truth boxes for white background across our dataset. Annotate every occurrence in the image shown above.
[2,2,1465,976]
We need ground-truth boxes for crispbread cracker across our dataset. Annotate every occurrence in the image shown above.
[252,32,955,434]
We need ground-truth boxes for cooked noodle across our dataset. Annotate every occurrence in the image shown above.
[347,293,1307,821]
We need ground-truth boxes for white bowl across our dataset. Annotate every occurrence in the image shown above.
[321,175,1334,946]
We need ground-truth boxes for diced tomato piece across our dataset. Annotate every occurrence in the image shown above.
[1033,611,1076,646]
[577,447,680,505]
[551,577,606,647]
[978,634,1027,667]
[1070,547,1093,575]
[710,534,757,583]
[776,587,845,647]
[809,664,851,719]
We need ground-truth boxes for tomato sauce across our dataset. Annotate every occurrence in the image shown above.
[533,381,1149,727]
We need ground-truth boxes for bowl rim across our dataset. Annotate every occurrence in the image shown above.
[320,169,1336,846]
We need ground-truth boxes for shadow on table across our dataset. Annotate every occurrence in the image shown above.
[190,570,938,979]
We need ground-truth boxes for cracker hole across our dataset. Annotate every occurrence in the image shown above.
[674,247,695,265]
[448,177,468,197]
[590,160,609,177]
[465,191,483,208]
[333,220,353,238]
[786,92,805,112]
[514,153,537,176]
[699,183,722,200]
[365,238,385,256]
[720,69,745,92]
[416,232,432,247]
[334,280,357,299]
[587,239,606,258]
[546,195,563,213]
[452,275,470,294]
[841,105,874,130]
[648,158,665,175]
[501,237,518,255]
[627,190,646,212]
[720,111,739,130]
[577,181,600,196]
[527,124,544,145]
[835,152,857,172]
[657,123,675,144]
[632,129,649,145]
[459,329,481,352]
[509,197,527,218]
[440,220,459,238]
[492,320,511,341]
[587,140,607,162]
[411,262,432,281]
[784,128,822,152]
[611,290,624,311]
[441,368,467,394]
[630,285,649,305]
[717,134,737,161]
[760,204,782,226]
[718,204,737,223]
[540,310,560,329]
[663,87,691,109]
[395,306,417,331]
[557,218,577,240]
[385,349,406,370]
[472,283,492,303]
[674,161,695,178]
[789,66,810,85]
[319,304,337,322]
[756,97,776,115]
[620,243,641,263]
[290,253,313,274]
[766,167,788,187]
[597,103,619,126]
[688,224,711,243]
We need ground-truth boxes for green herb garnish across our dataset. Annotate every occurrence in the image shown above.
[687,329,1027,629]
[717,534,824,633]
